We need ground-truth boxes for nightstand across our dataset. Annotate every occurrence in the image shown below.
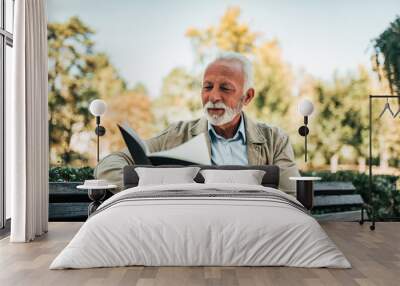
[289,177,321,210]
[77,184,117,216]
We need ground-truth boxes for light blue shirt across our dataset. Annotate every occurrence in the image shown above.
[208,115,248,165]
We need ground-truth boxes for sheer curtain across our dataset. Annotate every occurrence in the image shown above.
[9,0,48,242]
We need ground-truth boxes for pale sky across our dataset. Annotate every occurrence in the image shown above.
[47,0,399,97]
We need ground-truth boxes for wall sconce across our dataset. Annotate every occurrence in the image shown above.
[89,99,107,162]
[298,99,314,162]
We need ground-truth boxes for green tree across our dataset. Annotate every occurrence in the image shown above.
[249,40,294,132]
[89,53,126,100]
[48,17,99,165]
[48,17,154,166]
[152,67,202,130]
[373,16,400,97]
[372,16,400,170]
[186,6,258,64]
[102,88,155,152]
[302,67,394,169]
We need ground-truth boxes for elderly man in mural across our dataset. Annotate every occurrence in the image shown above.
[95,52,300,195]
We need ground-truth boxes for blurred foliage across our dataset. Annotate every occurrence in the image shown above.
[48,17,154,166]
[102,85,155,151]
[373,16,400,96]
[152,67,203,132]
[302,68,383,166]
[185,7,258,64]
[48,17,98,165]
[303,170,400,220]
[49,166,94,182]
[48,11,400,175]
[250,40,294,132]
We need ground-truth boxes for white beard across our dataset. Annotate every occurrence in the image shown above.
[203,99,243,126]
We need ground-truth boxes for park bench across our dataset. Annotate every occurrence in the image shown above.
[49,182,112,221]
[49,181,367,222]
[312,181,366,222]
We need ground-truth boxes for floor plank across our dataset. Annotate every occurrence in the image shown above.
[0,222,399,286]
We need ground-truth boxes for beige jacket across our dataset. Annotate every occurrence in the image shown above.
[94,113,300,195]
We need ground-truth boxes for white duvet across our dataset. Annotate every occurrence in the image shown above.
[50,183,351,269]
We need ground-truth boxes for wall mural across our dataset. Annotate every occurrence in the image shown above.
[47,0,400,220]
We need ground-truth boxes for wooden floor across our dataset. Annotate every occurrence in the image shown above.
[0,222,399,286]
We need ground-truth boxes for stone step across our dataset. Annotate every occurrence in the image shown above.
[314,194,364,207]
[314,181,356,195]
[49,203,88,222]
[313,210,367,222]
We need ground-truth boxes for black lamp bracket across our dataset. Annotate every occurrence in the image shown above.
[298,116,309,162]
[95,116,106,136]
[298,116,309,136]
[298,125,309,136]
[95,126,106,136]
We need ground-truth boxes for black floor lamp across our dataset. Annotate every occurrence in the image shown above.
[298,99,314,162]
[290,99,321,212]
[89,99,107,162]
[368,94,400,230]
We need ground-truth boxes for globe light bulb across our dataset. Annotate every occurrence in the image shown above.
[298,99,314,116]
[89,99,107,116]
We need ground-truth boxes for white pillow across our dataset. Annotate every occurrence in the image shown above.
[200,169,266,185]
[135,167,200,186]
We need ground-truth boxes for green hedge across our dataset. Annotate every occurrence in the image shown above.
[49,167,94,182]
[49,167,399,219]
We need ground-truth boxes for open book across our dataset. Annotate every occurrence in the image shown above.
[118,123,211,165]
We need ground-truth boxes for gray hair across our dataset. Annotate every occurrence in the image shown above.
[206,52,253,93]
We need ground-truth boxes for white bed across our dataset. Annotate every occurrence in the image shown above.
[50,183,351,269]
